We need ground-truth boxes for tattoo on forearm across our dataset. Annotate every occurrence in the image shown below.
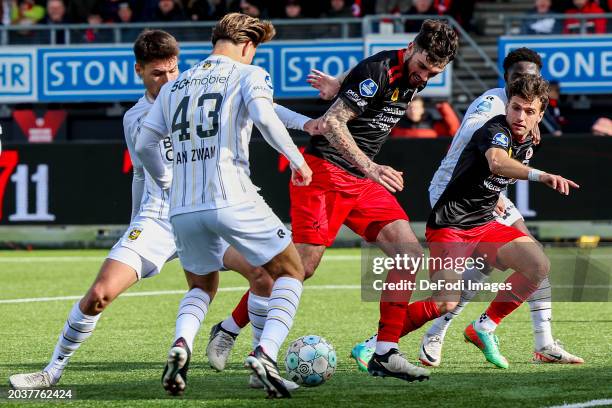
[322,99,374,173]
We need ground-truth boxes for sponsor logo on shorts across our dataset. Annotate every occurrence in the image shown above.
[277,228,286,238]
[128,228,142,240]
[359,78,378,97]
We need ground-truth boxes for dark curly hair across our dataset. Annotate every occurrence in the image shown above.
[133,30,179,65]
[503,47,543,76]
[507,73,549,112]
[413,19,459,67]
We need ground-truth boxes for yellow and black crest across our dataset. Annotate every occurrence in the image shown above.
[202,61,212,69]
[128,228,142,240]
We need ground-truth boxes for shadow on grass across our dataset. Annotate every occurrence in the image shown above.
[2,362,612,407]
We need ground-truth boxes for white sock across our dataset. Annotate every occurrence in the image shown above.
[259,277,302,361]
[364,334,377,349]
[220,316,241,336]
[174,288,210,351]
[427,265,490,337]
[247,292,269,349]
[375,341,397,355]
[527,277,554,350]
[474,312,498,333]
[44,301,101,382]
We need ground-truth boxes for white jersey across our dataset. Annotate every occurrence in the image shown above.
[123,95,173,219]
[143,55,273,216]
[429,87,507,197]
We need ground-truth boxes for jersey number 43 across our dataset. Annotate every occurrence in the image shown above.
[171,93,223,142]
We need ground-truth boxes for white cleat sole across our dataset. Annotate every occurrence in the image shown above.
[162,347,188,396]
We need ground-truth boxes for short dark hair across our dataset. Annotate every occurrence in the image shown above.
[413,19,459,67]
[507,74,549,112]
[133,29,179,66]
[503,47,542,76]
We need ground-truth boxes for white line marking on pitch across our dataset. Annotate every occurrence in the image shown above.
[545,399,612,408]
[0,255,362,263]
[1,253,612,263]
[0,285,361,304]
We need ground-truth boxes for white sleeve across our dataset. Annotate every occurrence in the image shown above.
[136,125,171,190]
[142,85,171,135]
[130,168,144,221]
[247,97,305,170]
[123,114,144,221]
[240,66,274,107]
[273,103,311,131]
[465,92,507,120]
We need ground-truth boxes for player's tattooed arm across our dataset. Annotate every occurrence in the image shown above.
[322,99,404,192]
[322,99,374,173]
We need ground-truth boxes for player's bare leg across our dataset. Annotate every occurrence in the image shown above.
[295,243,327,279]
[366,220,432,382]
[245,242,305,399]
[163,270,218,396]
[9,258,140,389]
[464,236,549,369]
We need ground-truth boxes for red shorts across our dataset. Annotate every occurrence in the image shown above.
[425,221,527,271]
[290,154,409,246]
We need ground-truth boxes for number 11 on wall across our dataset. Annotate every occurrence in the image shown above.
[9,164,55,222]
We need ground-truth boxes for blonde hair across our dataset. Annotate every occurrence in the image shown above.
[211,12,275,47]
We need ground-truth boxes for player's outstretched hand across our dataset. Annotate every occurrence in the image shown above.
[303,117,328,136]
[540,173,580,195]
[292,162,313,186]
[307,69,341,100]
[365,164,404,193]
[494,196,506,216]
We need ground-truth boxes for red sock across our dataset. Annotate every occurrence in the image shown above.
[231,290,250,328]
[377,268,415,343]
[400,298,441,337]
[485,272,540,324]
[378,302,409,343]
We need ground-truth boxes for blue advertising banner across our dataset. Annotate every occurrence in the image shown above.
[0,48,37,103]
[32,40,361,102]
[498,35,612,94]
[3,37,452,103]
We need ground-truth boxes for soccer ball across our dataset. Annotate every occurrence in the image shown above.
[284,335,337,387]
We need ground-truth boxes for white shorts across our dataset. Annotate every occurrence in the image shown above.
[107,215,177,280]
[494,193,523,226]
[429,186,523,227]
[170,196,292,275]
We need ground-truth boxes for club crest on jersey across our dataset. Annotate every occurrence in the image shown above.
[359,78,378,97]
[492,132,509,147]
[202,61,212,69]
[128,228,142,241]
[391,88,399,102]
[525,147,534,159]
[265,74,273,89]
